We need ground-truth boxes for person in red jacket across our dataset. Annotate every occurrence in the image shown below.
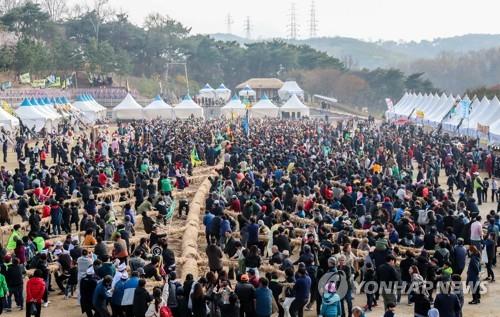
[39,149,47,168]
[26,269,46,317]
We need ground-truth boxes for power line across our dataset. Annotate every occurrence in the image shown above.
[308,0,318,38]
[225,13,234,34]
[287,2,299,40]
[244,16,252,39]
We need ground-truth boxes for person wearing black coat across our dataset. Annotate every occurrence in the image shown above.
[80,269,99,317]
[466,246,481,304]
[133,279,152,317]
[434,291,461,317]
[376,255,401,310]
[235,276,256,317]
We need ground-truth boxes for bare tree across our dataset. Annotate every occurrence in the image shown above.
[0,0,25,14]
[85,0,113,42]
[40,0,66,22]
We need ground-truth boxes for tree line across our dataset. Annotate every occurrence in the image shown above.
[0,0,437,112]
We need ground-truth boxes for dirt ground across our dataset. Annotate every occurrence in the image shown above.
[2,145,500,317]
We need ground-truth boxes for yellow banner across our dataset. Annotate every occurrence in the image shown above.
[20,73,30,84]
[416,110,425,119]
[48,77,61,88]
[31,79,46,88]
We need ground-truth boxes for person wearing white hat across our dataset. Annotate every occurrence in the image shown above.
[112,262,128,289]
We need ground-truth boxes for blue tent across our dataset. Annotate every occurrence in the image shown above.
[20,98,32,107]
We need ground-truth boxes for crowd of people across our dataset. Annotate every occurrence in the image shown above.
[0,116,494,317]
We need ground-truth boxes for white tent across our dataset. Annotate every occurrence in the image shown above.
[427,95,456,127]
[199,83,215,99]
[387,93,409,120]
[393,93,414,118]
[278,81,304,100]
[85,94,107,113]
[144,95,173,120]
[410,94,433,121]
[15,99,53,132]
[221,95,246,119]
[30,97,61,121]
[0,106,19,131]
[280,94,310,118]
[174,95,204,119]
[215,84,231,102]
[475,96,500,140]
[462,96,490,136]
[74,95,100,123]
[112,93,144,120]
[250,95,279,118]
[239,84,256,98]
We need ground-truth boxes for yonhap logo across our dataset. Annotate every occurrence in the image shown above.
[318,271,349,299]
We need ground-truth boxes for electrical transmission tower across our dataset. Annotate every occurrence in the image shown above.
[287,3,299,40]
[226,13,234,34]
[244,16,252,39]
[308,0,318,38]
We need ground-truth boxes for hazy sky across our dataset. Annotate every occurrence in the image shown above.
[96,0,499,41]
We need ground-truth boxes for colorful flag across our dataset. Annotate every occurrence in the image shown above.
[459,100,471,118]
[165,200,176,221]
[190,146,203,167]
[242,114,249,137]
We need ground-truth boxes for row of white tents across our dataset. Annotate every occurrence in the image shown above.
[112,93,310,120]
[0,94,108,132]
[386,92,500,144]
[199,81,305,101]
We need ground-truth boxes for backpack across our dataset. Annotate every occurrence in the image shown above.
[417,209,429,225]
[159,306,173,317]
[167,282,178,307]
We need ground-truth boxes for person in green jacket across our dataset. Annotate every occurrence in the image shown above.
[30,233,45,253]
[6,225,22,251]
[473,173,484,205]
[0,271,9,312]
[160,176,172,194]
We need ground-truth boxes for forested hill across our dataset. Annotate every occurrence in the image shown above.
[211,33,500,69]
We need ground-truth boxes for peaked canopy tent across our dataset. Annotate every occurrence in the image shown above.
[199,84,216,99]
[221,95,246,119]
[386,93,409,120]
[30,97,61,121]
[409,94,434,121]
[239,85,256,99]
[249,95,279,118]
[0,107,19,131]
[112,93,144,120]
[475,96,500,139]
[416,94,445,123]
[461,96,490,136]
[280,94,310,118]
[278,81,304,101]
[174,95,204,119]
[144,95,173,120]
[15,98,54,132]
[426,95,457,127]
[398,93,421,118]
[215,84,231,102]
[74,95,101,123]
